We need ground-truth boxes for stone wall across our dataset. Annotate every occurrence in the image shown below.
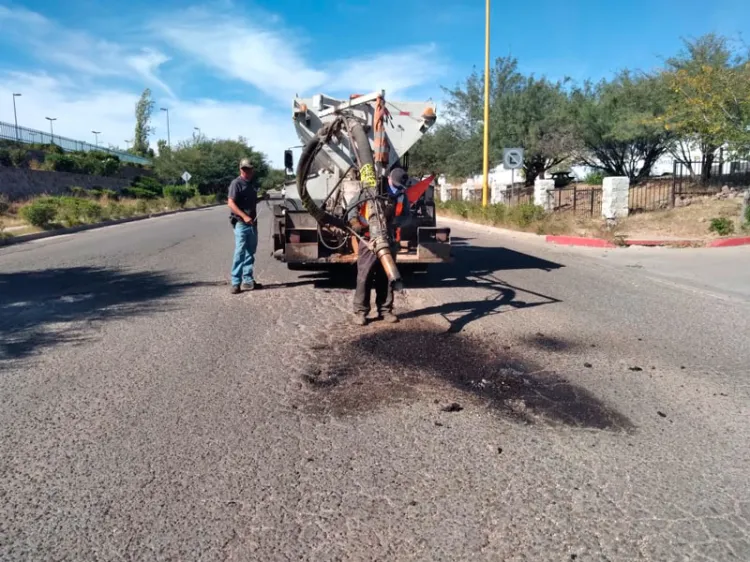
[0,166,134,200]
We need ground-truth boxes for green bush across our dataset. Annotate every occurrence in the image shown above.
[44,153,79,173]
[709,217,734,236]
[583,171,605,185]
[130,175,163,196]
[508,203,546,227]
[55,197,103,226]
[9,148,27,167]
[0,148,11,166]
[122,187,158,199]
[69,186,87,197]
[20,200,58,228]
[163,185,197,207]
[744,203,750,226]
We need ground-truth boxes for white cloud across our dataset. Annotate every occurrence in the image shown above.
[152,6,445,103]
[0,72,295,166]
[152,7,326,102]
[0,5,174,97]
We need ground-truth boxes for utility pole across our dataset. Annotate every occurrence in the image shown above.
[160,107,171,147]
[481,0,491,207]
[92,130,101,147]
[12,93,21,142]
[45,117,57,144]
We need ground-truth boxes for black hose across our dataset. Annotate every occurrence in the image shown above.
[295,136,345,229]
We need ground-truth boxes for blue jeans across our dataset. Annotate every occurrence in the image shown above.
[231,222,257,286]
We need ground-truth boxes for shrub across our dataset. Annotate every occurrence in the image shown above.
[745,202,750,226]
[709,217,734,236]
[583,171,605,185]
[69,186,87,197]
[508,203,546,227]
[101,189,119,201]
[44,153,79,173]
[0,148,11,166]
[20,200,58,228]
[9,148,27,167]
[55,197,102,226]
[130,175,163,196]
[163,185,197,207]
[122,187,158,199]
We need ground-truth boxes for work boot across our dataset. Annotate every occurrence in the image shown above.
[381,312,399,324]
[352,312,367,326]
[241,281,262,291]
[230,285,241,294]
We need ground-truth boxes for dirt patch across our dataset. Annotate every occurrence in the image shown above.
[615,198,743,239]
[298,318,633,432]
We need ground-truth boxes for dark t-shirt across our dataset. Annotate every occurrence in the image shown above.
[228,175,259,220]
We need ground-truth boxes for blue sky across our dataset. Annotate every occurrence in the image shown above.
[1,0,748,166]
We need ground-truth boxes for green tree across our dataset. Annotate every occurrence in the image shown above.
[153,136,271,195]
[437,56,578,185]
[260,168,287,193]
[570,71,674,184]
[134,89,155,157]
[660,34,750,182]
[407,124,478,181]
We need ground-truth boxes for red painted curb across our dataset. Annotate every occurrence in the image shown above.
[705,236,750,248]
[545,235,616,248]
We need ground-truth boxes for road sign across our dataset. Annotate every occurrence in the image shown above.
[181,171,192,184]
[503,148,524,170]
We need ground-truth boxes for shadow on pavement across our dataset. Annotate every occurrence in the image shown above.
[301,320,633,432]
[268,237,564,333]
[0,266,214,364]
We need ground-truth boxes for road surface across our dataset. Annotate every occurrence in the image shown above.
[1,206,749,561]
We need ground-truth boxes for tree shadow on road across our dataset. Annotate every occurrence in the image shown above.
[0,266,214,365]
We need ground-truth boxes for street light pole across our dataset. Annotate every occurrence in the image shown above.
[160,107,170,147]
[481,0,491,207]
[92,130,101,147]
[12,93,21,142]
[45,117,57,144]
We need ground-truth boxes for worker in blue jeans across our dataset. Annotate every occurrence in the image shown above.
[228,158,263,294]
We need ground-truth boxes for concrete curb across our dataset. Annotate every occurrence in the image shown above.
[436,214,544,242]
[0,203,223,247]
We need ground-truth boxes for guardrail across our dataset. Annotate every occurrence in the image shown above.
[0,121,151,166]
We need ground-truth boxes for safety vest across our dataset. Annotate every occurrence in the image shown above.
[357,189,410,241]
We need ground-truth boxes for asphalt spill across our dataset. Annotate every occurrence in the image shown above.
[299,318,633,432]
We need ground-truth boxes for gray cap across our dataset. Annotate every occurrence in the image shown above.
[389,167,408,188]
[239,158,254,170]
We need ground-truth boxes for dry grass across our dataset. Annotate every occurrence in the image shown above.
[438,196,745,241]
[614,198,743,239]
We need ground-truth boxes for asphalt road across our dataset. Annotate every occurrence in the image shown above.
[1,206,749,561]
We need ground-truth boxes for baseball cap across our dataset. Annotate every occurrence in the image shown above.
[389,167,408,188]
[239,158,254,170]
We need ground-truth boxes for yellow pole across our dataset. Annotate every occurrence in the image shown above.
[482,0,491,207]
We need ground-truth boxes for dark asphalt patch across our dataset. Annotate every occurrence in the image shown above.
[299,318,633,432]
[522,333,582,353]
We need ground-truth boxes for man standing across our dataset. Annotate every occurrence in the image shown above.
[348,167,414,325]
[228,158,262,294]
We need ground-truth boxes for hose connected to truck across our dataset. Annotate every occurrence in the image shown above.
[295,116,403,291]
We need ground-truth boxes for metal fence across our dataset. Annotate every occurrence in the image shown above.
[548,185,603,217]
[0,120,150,166]
[629,178,674,212]
[673,160,750,194]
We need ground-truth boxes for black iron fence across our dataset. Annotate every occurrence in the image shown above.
[629,178,674,212]
[673,160,750,194]
[0,120,150,166]
[548,185,603,217]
